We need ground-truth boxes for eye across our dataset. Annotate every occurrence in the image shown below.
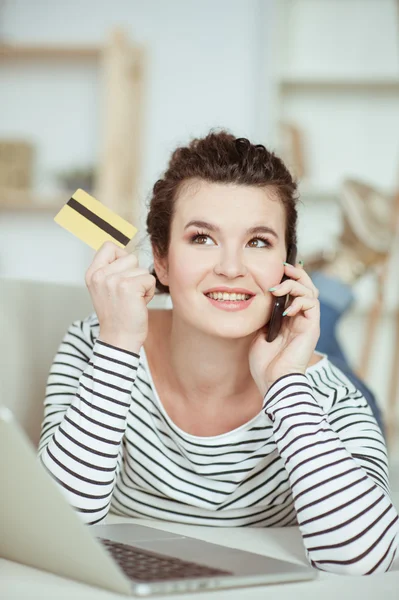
[247,237,272,248]
[190,231,215,245]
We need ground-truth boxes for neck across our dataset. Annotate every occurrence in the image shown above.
[167,313,259,406]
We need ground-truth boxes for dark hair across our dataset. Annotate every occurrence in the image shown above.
[146,129,298,294]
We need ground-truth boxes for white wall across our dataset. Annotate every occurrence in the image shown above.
[0,0,275,283]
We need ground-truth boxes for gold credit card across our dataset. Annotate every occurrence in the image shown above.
[54,189,137,250]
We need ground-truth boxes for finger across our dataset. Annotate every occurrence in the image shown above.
[282,262,319,297]
[283,296,319,316]
[87,241,128,274]
[269,279,316,299]
[86,241,130,284]
[102,267,151,289]
[92,253,139,279]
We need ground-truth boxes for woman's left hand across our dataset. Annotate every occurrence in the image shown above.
[249,262,320,397]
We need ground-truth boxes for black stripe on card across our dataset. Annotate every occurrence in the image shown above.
[67,197,130,246]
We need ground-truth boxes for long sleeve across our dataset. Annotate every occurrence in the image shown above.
[38,317,139,525]
[263,371,399,575]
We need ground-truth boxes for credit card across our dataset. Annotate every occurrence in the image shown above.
[54,189,137,250]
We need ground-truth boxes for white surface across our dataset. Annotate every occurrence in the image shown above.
[1,515,399,600]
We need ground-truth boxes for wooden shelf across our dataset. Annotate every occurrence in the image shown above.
[279,76,399,90]
[0,43,102,59]
[0,189,66,211]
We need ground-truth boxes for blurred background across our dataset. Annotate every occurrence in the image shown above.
[0,0,399,455]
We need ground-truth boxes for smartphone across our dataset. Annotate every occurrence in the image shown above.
[266,244,298,343]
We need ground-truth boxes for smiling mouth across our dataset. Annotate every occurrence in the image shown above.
[204,292,253,302]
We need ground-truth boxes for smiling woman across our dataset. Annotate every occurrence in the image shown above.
[38,130,398,576]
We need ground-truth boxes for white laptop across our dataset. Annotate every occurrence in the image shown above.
[0,407,317,596]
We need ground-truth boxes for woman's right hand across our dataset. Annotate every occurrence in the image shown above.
[85,241,156,353]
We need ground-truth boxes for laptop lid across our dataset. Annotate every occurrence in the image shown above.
[0,407,131,595]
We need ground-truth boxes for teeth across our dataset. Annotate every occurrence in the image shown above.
[206,292,251,301]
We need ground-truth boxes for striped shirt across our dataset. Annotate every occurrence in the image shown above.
[38,313,399,575]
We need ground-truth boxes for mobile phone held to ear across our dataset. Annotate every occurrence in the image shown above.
[266,244,298,343]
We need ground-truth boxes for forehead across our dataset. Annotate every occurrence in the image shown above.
[173,180,286,232]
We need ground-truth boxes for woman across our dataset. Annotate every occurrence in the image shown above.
[38,131,398,575]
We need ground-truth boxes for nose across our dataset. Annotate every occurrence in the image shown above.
[213,247,248,279]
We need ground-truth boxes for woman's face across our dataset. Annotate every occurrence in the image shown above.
[155,180,288,339]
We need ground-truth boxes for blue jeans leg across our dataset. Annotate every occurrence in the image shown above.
[311,272,385,438]
[316,301,350,364]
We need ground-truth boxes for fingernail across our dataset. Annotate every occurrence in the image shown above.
[282,308,290,316]
[269,286,277,292]
[283,262,290,266]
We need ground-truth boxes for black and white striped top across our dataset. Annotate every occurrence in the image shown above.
[38,313,399,575]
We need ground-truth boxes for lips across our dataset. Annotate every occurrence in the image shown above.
[204,293,255,312]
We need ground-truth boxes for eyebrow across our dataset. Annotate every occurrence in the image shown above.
[183,219,279,240]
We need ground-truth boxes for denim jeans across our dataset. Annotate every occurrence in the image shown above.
[312,272,386,439]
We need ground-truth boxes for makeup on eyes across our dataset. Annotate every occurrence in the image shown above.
[188,229,273,248]
[183,219,279,240]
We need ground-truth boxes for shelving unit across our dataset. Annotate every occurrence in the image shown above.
[0,28,145,222]
[271,0,399,196]
[270,0,399,267]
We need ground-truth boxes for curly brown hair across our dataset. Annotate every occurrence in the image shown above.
[146,129,299,294]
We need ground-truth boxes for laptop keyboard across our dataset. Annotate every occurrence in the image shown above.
[99,537,232,582]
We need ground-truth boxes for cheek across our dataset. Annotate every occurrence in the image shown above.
[167,249,204,287]
[252,255,285,291]
[270,263,285,284]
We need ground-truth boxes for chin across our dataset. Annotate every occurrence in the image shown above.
[200,315,263,340]
[174,295,268,337]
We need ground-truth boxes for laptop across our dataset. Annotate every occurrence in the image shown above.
[0,407,317,596]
